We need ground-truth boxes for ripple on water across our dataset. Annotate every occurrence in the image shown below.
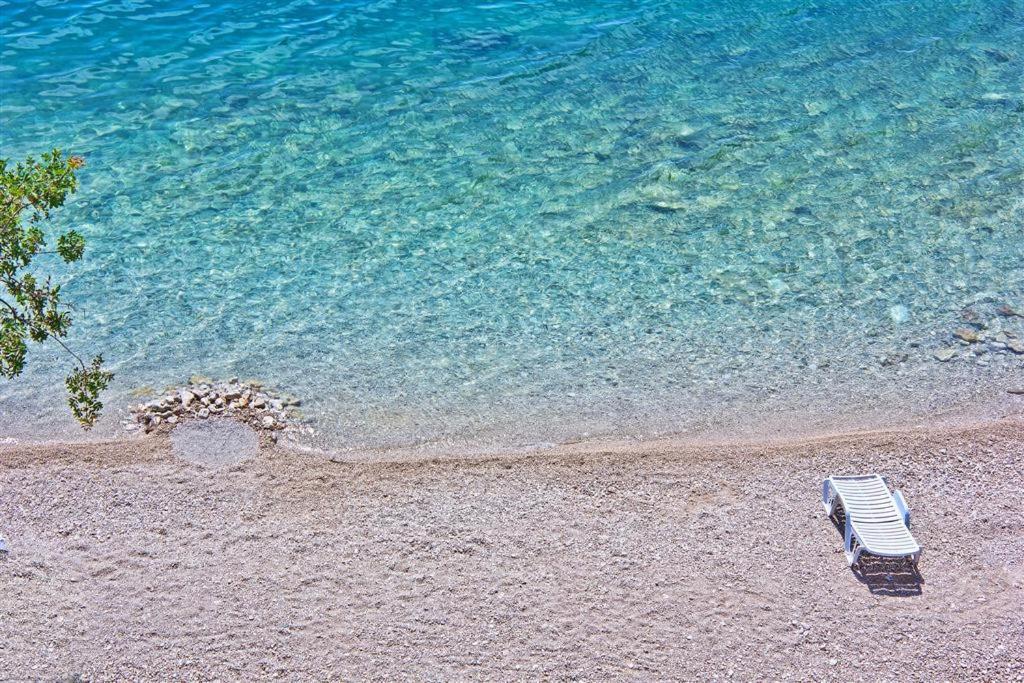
[0,0,1022,449]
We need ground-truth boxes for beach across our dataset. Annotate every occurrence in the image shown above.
[2,417,1022,681]
[3,0,1024,679]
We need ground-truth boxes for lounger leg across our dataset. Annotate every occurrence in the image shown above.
[844,514,856,566]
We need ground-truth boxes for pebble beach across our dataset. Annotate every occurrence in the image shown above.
[2,416,1023,680]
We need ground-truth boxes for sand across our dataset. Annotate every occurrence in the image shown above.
[1,418,1023,681]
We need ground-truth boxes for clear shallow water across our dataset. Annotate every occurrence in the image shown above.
[1,0,1022,450]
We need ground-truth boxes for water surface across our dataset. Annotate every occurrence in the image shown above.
[2,0,1022,450]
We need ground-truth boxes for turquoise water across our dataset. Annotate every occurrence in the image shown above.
[2,0,1022,450]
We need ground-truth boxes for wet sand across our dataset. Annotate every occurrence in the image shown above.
[1,418,1022,681]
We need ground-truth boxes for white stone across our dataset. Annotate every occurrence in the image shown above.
[889,305,910,324]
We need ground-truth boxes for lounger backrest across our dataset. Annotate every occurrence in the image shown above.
[829,474,902,523]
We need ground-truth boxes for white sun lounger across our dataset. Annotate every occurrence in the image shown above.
[821,474,921,567]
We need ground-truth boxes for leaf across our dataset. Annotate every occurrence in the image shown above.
[57,231,86,262]
[0,318,28,378]
[65,355,114,429]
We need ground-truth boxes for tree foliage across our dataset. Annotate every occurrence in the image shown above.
[1,150,112,428]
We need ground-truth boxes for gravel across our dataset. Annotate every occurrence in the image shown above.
[1,418,1022,681]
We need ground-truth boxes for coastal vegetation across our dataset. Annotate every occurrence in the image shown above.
[1,150,111,427]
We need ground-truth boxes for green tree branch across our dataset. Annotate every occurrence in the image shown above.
[1,150,112,428]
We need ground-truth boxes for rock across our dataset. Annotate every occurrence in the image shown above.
[953,328,981,343]
[804,100,828,116]
[1007,339,1024,354]
[167,415,179,425]
[889,305,910,324]
[997,303,1022,318]
[880,352,908,367]
[261,415,276,429]
[252,397,266,409]
[198,408,210,419]
[959,307,982,324]
[0,537,8,557]
[1007,388,1024,395]
[180,390,195,409]
[933,348,958,362]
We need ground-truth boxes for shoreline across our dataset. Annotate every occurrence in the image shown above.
[4,389,1021,464]
[3,334,1023,456]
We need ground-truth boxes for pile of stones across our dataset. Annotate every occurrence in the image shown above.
[933,302,1024,364]
[124,376,305,442]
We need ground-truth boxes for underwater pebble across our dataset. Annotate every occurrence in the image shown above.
[880,352,908,367]
[953,328,981,343]
[889,305,910,324]
[933,348,958,362]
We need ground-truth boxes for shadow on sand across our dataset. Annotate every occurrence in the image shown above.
[851,556,924,597]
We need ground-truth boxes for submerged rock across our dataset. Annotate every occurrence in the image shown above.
[880,351,909,367]
[889,305,910,324]
[953,328,981,343]
[933,348,958,362]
